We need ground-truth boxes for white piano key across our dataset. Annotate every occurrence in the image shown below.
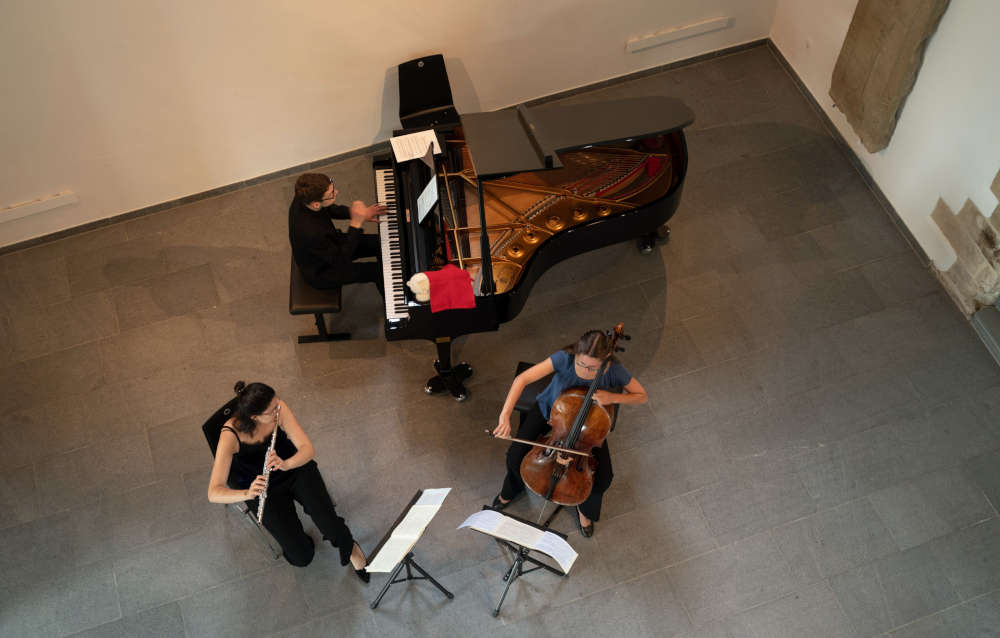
[376,167,409,321]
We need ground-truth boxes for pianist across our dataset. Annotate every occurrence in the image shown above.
[288,172,386,293]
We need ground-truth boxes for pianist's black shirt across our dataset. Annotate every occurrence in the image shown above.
[288,197,364,288]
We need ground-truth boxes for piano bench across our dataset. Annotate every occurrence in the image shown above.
[513,361,553,426]
[289,257,351,344]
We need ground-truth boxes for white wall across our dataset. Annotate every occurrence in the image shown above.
[0,0,776,247]
[771,0,1000,268]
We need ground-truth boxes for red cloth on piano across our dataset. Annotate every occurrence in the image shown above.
[425,265,476,313]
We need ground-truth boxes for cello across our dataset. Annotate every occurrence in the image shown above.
[518,324,628,506]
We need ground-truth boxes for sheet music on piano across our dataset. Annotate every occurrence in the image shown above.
[389,130,442,163]
[416,176,438,224]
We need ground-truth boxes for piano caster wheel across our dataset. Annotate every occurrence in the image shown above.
[453,362,473,381]
[655,225,671,245]
[637,225,670,254]
[426,366,470,400]
[425,376,448,395]
[425,379,469,401]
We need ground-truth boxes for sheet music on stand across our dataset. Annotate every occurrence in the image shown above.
[367,488,450,572]
[459,509,577,573]
[367,488,455,610]
[461,507,576,617]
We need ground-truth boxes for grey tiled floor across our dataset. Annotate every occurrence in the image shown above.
[2,44,999,637]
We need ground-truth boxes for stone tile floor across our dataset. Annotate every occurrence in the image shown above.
[1,43,998,637]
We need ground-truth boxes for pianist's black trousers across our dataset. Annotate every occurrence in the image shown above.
[343,234,383,294]
[315,234,384,296]
[247,461,356,567]
[500,404,613,522]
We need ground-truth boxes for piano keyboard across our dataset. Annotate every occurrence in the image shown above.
[376,167,408,321]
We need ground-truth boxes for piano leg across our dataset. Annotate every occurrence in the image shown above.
[637,224,671,254]
[424,337,473,401]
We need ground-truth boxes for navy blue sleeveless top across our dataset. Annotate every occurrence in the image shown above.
[221,423,297,490]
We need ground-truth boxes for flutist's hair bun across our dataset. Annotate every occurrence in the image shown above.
[231,382,276,434]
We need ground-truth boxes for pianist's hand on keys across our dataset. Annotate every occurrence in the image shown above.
[349,201,387,228]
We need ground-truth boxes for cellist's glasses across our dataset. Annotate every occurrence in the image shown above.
[574,358,601,372]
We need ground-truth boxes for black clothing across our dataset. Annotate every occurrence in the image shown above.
[221,424,297,489]
[499,404,613,522]
[221,426,356,567]
[288,197,381,290]
[247,462,355,567]
[342,234,384,295]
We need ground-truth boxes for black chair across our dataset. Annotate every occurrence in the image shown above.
[513,361,552,425]
[398,54,460,129]
[289,257,351,344]
[201,397,282,559]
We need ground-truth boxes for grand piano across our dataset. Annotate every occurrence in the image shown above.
[374,55,693,400]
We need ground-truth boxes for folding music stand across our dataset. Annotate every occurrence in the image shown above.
[368,489,454,610]
[468,506,571,617]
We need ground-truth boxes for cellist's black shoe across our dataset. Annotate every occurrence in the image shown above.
[491,492,521,511]
[577,509,594,538]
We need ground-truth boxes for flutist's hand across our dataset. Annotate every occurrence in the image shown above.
[265,450,288,472]
[246,475,267,499]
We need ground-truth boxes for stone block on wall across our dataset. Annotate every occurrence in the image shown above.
[932,169,1000,317]
[830,0,950,153]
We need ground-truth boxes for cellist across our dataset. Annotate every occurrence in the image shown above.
[491,330,648,536]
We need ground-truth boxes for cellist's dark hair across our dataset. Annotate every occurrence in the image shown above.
[231,381,275,433]
[563,330,615,360]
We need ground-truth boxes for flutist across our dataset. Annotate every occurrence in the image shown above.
[207,381,370,582]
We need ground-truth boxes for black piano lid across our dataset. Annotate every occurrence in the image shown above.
[460,96,694,180]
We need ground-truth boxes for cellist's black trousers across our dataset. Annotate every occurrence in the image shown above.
[500,404,613,522]
[246,461,355,567]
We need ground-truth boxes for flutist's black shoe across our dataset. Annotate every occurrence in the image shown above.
[352,543,370,584]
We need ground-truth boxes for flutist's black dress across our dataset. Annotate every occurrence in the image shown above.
[221,425,356,567]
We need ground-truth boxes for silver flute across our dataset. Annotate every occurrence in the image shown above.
[256,423,280,525]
